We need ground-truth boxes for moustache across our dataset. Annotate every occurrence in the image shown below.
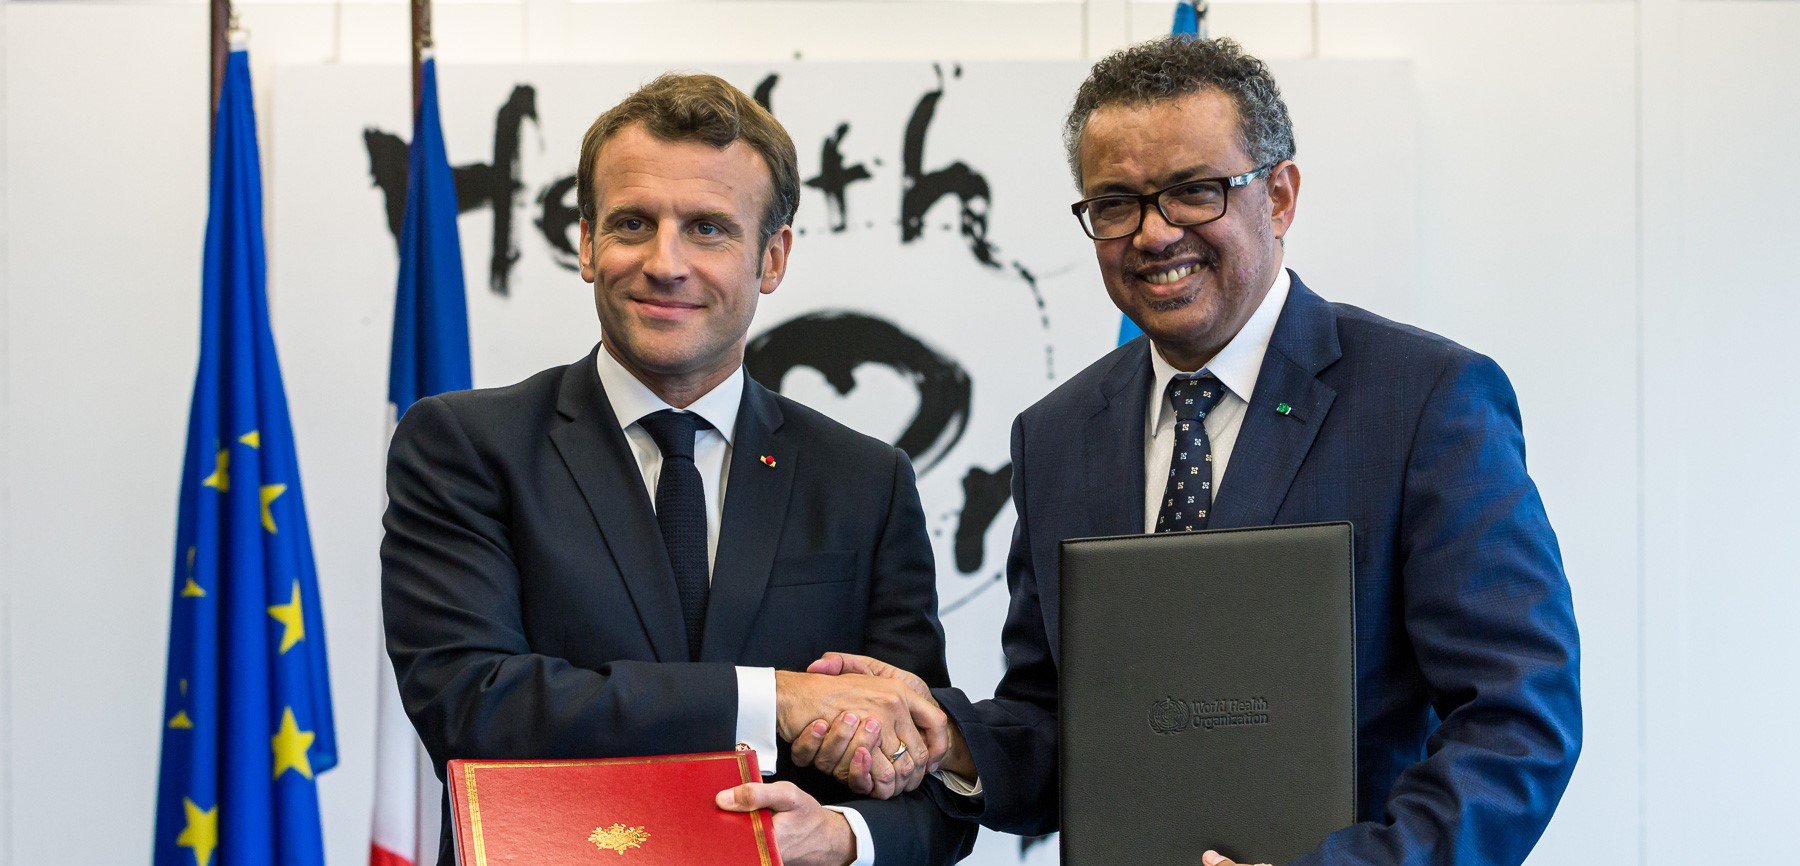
[1124,241,1220,274]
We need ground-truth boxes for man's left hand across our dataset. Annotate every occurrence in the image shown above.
[716,781,855,866]
[1202,851,1270,866]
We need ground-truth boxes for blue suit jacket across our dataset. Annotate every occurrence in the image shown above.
[382,347,977,865]
[932,275,1581,864]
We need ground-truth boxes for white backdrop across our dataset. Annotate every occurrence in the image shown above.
[272,58,1412,864]
[7,0,1798,863]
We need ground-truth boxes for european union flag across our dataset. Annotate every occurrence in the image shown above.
[389,55,472,414]
[155,42,337,866]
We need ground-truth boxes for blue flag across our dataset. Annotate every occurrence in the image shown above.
[155,45,336,866]
[369,53,470,866]
[1118,312,1147,345]
[1172,0,1201,38]
[389,55,472,414]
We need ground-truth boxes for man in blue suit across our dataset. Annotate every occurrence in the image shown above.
[797,37,1581,864]
[383,74,974,866]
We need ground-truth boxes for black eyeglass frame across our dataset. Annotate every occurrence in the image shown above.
[1070,163,1277,240]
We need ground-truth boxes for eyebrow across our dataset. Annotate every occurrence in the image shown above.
[601,206,744,233]
[690,210,743,232]
[1088,165,1222,196]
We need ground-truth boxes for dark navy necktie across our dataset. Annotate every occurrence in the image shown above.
[1155,374,1226,533]
[637,409,712,660]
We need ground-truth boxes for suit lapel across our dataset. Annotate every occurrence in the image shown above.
[1211,274,1341,528]
[548,348,690,663]
[1081,341,1154,540]
[1032,341,1152,659]
[700,378,796,663]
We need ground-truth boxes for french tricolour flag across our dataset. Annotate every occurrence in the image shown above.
[371,49,471,866]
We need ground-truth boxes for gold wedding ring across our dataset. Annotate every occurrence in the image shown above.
[888,744,909,763]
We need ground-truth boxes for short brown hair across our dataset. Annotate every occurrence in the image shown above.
[577,73,800,244]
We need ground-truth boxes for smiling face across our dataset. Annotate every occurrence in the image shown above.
[579,123,792,405]
[1077,89,1299,370]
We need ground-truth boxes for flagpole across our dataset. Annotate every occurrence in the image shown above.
[411,0,432,115]
[209,0,232,140]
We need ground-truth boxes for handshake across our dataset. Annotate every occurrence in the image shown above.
[772,652,977,799]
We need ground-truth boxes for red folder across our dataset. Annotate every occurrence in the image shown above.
[447,751,781,865]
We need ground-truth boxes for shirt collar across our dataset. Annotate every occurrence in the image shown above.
[1148,267,1291,430]
[594,344,744,445]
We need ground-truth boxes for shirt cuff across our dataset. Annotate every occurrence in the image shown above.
[934,768,983,797]
[734,666,779,776]
[822,805,875,866]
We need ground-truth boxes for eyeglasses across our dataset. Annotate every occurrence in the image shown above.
[1070,164,1275,240]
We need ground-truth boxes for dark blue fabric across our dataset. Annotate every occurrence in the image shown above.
[382,349,977,864]
[636,410,712,661]
[1155,374,1225,532]
[388,57,472,416]
[931,273,1582,865]
[155,46,335,866]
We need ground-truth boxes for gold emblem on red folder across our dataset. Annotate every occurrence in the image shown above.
[588,823,650,854]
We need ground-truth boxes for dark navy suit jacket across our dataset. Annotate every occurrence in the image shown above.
[932,275,1581,864]
[382,347,976,865]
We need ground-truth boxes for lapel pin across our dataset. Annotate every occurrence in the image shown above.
[760,455,777,468]
[1276,402,1294,416]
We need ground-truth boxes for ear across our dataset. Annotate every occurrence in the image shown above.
[757,225,794,295]
[578,217,596,283]
[1266,160,1301,240]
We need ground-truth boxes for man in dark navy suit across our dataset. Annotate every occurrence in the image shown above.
[797,37,1581,865]
[382,73,974,866]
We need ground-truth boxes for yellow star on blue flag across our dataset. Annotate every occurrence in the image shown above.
[154,41,335,866]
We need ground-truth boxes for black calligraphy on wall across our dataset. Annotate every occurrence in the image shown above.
[902,64,996,266]
[744,311,1015,612]
[363,84,538,296]
[745,311,970,474]
[806,123,874,233]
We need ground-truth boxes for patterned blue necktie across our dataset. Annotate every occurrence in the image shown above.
[637,409,712,660]
[1155,374,1226,533]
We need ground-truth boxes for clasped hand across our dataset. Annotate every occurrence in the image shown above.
[774,654,951,799]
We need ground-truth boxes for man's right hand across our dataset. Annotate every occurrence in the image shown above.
[774,670,939,798]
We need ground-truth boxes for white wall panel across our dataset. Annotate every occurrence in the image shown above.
[555,2,1086,62]
[1321,5,1642,863]
[1132,0,1323,57]
[0,9,11,864]
[3,5,209,864]
[1643,3,1800,861]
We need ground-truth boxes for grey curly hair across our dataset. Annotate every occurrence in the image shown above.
[1064,36,1296,185]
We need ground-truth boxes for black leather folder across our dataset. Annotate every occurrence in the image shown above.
[1059,522,1357,864]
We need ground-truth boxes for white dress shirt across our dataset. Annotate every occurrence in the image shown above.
[1143,268,1289,530]
[594,346,874,864]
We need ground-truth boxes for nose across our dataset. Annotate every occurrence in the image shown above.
[640,219,689,285]
[1132,204,1184,254]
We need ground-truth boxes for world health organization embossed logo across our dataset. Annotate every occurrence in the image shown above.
[1147,697,1191,734]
